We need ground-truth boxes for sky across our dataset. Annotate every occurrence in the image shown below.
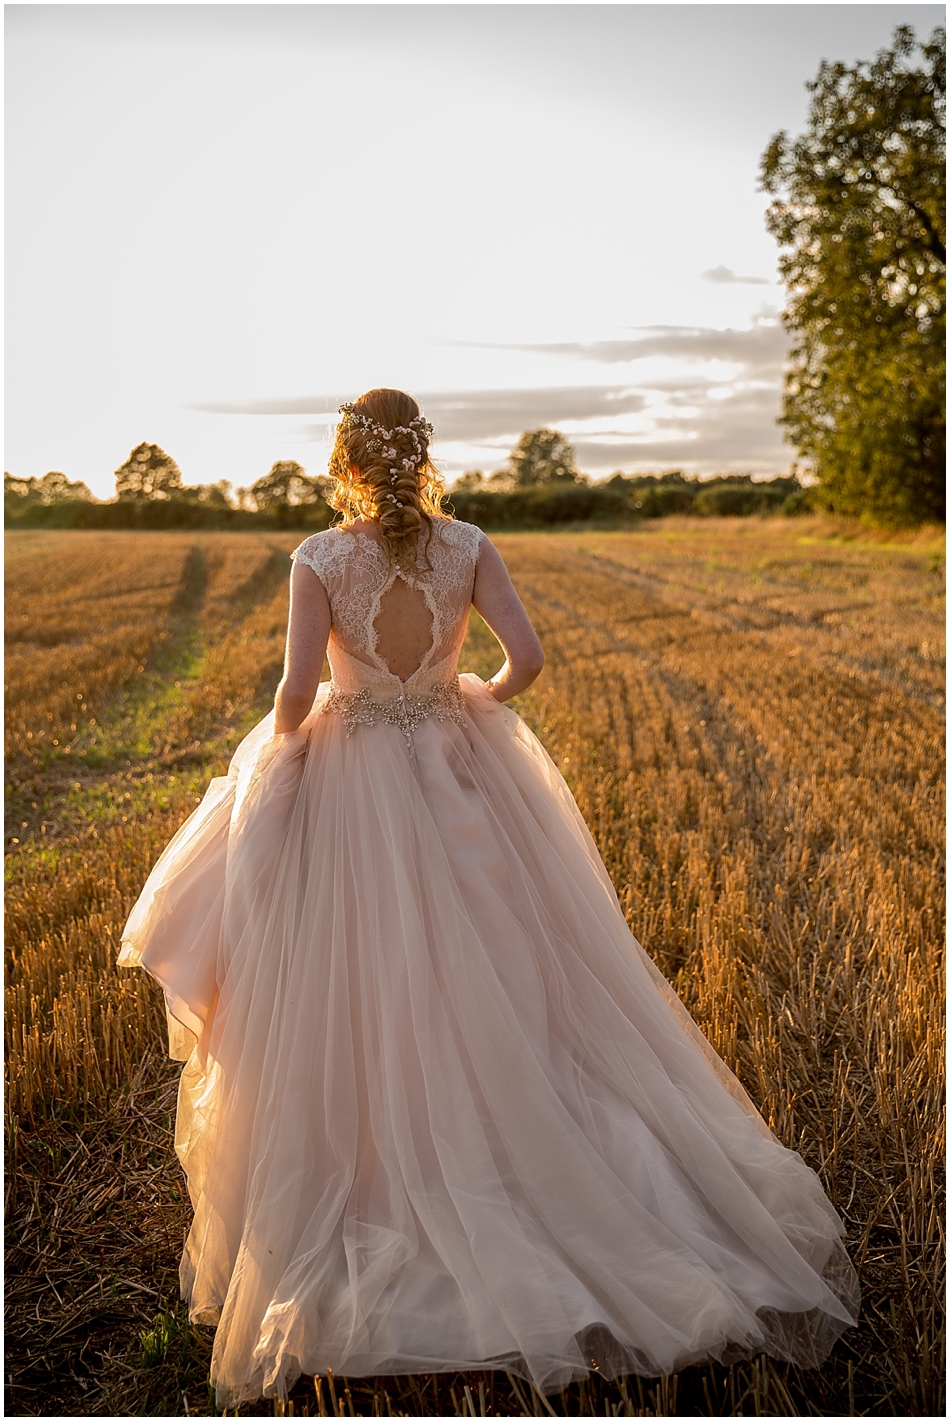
[6,2,944,497]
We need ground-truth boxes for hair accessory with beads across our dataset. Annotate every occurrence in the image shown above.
[338,403,434,447]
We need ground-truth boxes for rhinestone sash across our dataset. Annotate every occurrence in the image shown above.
[322,680,468,745]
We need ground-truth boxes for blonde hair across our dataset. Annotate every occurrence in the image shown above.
[327,388,450,575]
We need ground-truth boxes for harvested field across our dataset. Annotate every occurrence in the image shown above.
[5,519,945,1417]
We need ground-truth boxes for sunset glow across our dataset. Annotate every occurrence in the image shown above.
[6,3,942,495]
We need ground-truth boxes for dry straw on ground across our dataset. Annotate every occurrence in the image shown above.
[5,520,945,1417]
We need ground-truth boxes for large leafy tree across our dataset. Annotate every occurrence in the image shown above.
[761,25,945,524]
[505,429,584,488]
[114,443,184,501]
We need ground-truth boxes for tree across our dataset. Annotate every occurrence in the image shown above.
[179,480,235,509]
[505,430,584,488]
[761,25,945,524]
[37,470,95,503]
[249,461,324,514]
[452,470,486,492]
[4,471,94,506]
[115,443,184,501]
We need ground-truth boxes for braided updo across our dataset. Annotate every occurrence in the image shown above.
[327,389,450,576]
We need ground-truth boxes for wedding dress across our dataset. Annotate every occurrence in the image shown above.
[119,518,859,1406]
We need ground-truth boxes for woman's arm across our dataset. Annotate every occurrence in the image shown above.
[273,562,332,733]
[471,537,544,701]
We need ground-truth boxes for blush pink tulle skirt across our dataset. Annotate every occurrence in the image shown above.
[119,674,859,1406]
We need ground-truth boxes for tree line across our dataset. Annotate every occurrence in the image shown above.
[4,450,333,531]
[5,430,807,532]
[447,431,807,525]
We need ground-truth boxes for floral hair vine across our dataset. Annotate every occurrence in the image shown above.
[337,403,435,510]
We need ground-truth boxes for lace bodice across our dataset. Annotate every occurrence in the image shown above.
[292,520,485,705]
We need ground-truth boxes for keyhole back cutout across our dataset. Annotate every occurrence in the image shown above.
[373,577,434,680]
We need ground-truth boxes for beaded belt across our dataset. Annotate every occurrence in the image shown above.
[322,679,467,745]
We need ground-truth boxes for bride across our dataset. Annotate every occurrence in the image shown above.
[119,388,859,1407]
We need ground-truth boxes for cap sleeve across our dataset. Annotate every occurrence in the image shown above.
[291,529,357,594]
[291,532,329,583]
[444,519,485,562]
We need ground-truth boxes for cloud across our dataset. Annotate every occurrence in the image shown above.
[187,320,792,476]
[187,395,350,418]
[702,264,771,286]
[190,386,649,442]
[190,383,644,426]
[412,387,647,442]
[572,385,789,474]
[440,319,788,379]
